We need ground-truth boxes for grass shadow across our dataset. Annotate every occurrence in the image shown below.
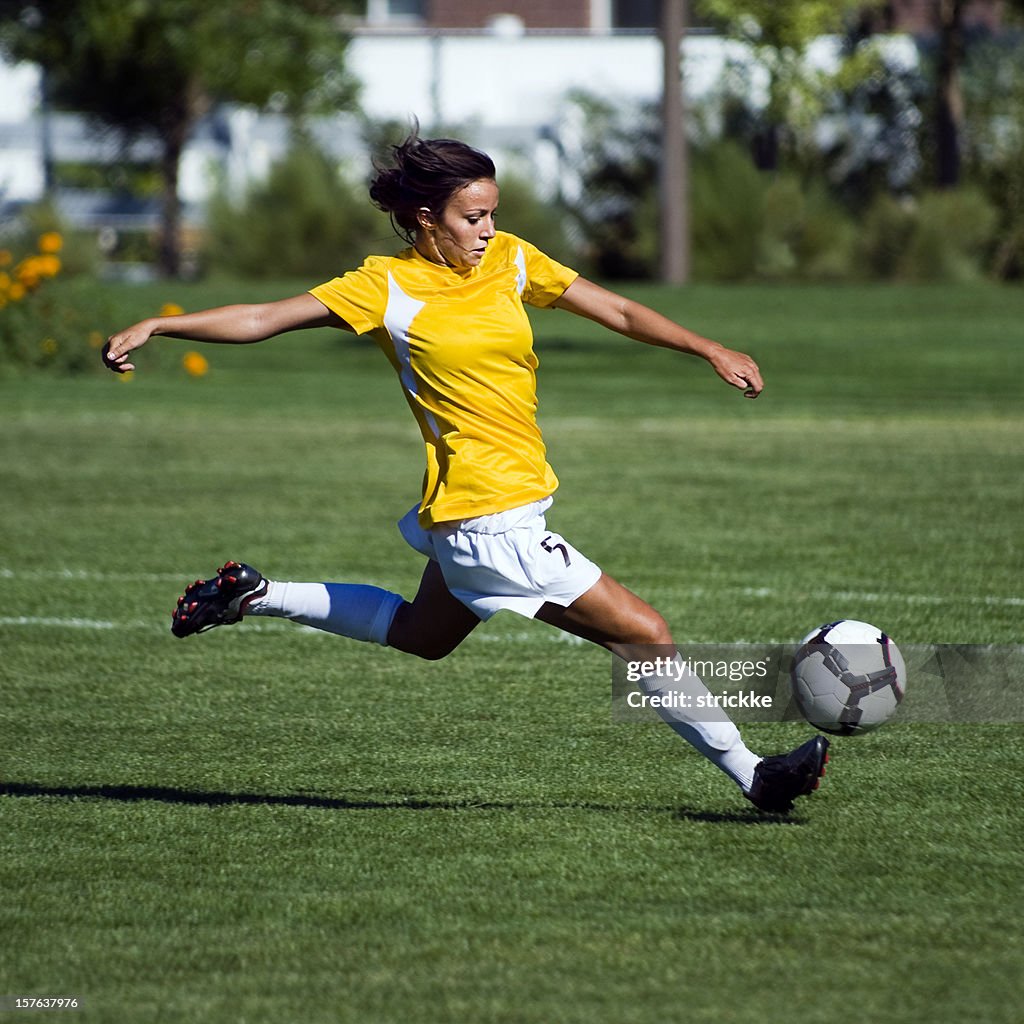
[3,780,684,817]
[674,805,808,826]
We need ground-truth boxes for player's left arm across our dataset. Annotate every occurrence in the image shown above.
[552,276,763,398]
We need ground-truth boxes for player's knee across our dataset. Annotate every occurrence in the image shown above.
[386,595,477,660]
[635,607,673,646]
[407,636,459,661]
[387,619,460,661]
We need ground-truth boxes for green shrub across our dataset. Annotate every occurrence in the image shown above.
[691,141,764,281]
[494,174,576,267]
[204,141,390,279]
[857,188,998,282]
[758,175,856,281]
[900,189,998,283]
[690,142,854,282]
[4,200,98,278]
[0,231,112,376]
[857,193,917,279]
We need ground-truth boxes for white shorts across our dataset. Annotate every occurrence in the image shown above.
[398,497,603,621]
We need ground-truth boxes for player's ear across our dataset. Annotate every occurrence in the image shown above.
[416,206,436,230]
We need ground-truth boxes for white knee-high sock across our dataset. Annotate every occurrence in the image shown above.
[637,653,761,792]
[246,580,403,647]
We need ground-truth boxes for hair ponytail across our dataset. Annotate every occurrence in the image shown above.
[370,127,496,243]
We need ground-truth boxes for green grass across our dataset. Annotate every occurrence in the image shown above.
[1,281,1023,1023]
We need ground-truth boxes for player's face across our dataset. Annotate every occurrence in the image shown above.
[422,178,499,268]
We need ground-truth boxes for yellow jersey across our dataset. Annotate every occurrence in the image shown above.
[310,232,578,527]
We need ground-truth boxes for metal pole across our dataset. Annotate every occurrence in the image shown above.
[40,69,56,197]
[659,0,689,284]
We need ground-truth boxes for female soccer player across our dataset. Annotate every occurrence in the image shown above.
[103,131,827,813]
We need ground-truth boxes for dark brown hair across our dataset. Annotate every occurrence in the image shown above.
[369,129,496,243]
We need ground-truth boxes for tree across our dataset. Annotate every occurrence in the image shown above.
[932,0,1024,189]
[696,0,881,169]
[0,0,358,277]
[933,0,966,187]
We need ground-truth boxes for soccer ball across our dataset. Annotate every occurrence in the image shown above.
[790,619,907,735]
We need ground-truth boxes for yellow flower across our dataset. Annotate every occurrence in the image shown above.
[117,370,135,383]
[160,302,185,317]
[38,232,63,254]
[183,351,209,377]
[35,254,61,278]
[0,249,12,267]
[88,330,106,349]
[40,338,58,356]
[0,271,10,291]
[8,282,26,302]
[16,258,41,288]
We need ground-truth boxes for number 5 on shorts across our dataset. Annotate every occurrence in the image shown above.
[541,535,571,567]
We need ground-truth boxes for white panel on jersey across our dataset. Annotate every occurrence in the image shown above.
[514,246,527,295]
[383,271,441,439]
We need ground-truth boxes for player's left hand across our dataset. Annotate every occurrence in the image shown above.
[709,347,763,398]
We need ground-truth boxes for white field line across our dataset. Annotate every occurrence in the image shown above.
[0,610,593,643]
[0,568,185,582]
[736,586,1024,608]
[0,567,393,588]
[0,616,592,644]
[2,567,1021,608]
[1,569,1020,639]
[0,616,120,630]
[0,615,305,633]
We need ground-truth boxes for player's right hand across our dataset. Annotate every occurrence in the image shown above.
[102,322,152,374]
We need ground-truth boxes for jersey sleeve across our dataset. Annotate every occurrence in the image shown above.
[309,256,390,335]
[516,237,579,309]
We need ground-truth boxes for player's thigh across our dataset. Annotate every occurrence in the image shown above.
[387,559,481,660]
[535,573,673,654]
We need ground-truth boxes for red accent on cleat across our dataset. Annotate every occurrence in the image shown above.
[170,561,265,638]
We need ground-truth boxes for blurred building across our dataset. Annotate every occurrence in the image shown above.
[873,0,1004,33]
[363,0,660,32]
[358,0,1002,33]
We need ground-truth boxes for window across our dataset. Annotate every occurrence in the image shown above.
[365,0,426,25]
[612,0,658,29]
[388,0,425,16]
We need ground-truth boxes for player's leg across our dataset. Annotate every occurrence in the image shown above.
[173,559,480,660]
[535,573,764,793]
[534,572,671,650]
[537,573,831,812]
[385,559,482,660]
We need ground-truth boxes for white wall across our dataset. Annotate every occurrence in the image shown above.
[0,59,39,123]
[0,61,43,203]
[345,31,751,129]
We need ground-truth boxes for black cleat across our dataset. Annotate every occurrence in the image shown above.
[171,561,267,638]
[746,735,830,814]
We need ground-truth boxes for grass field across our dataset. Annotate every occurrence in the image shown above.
[2,281,1022,1023]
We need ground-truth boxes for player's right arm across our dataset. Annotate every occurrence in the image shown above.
[102,293,347,374]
